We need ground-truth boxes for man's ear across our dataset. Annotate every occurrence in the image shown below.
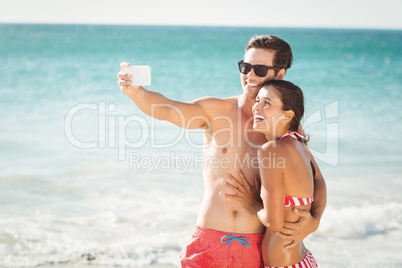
[275,69,286,80]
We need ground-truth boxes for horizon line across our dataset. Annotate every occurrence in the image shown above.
[1,21,401,32]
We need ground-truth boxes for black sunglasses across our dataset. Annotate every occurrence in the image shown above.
[238,60,281,77]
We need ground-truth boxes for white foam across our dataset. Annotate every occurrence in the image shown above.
[315,202,402,238]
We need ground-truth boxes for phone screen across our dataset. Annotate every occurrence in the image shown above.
[124,66,151,86]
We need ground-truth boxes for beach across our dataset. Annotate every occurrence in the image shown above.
[1,24,402,267]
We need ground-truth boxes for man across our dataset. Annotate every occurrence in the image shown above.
[117,35,326,267]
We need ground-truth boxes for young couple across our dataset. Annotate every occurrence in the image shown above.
[117,35,326,268]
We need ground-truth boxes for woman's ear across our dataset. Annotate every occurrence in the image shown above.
[285,110,295,120]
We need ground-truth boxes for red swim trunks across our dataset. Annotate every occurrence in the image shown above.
[179,225,264,268]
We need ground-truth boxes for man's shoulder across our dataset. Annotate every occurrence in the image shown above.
[193,95,239,113]
[195,95,238,103]
[223,95,241,105]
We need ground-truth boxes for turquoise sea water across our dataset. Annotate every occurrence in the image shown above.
[1,24,402,267]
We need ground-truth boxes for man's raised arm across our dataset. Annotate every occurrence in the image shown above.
[117,62,224,129]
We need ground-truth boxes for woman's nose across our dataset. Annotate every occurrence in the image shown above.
[252,102,261,111]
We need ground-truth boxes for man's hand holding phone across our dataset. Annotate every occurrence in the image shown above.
[117,62,151,96]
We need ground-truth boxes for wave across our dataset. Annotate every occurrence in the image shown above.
[315,202,402,238]
[1,201,401,267]
[0,213,182,267]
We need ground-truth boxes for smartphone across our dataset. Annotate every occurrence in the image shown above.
[124,65,151,86]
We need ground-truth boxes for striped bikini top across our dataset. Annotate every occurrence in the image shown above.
[279,131,306,141]
[280,132,314,208]
[284,195,314,207]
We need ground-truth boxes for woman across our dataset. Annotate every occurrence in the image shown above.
[224,80,322,268]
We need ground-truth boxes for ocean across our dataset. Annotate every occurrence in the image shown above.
[0,24,402,267]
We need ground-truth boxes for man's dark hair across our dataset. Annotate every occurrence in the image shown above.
[246,35,293,71]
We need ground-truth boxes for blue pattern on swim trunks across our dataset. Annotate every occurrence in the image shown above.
[221,235,250,248]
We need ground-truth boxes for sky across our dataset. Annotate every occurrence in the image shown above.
[0,0,401,30]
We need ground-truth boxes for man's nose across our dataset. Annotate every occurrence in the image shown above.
[247,67,258,78]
